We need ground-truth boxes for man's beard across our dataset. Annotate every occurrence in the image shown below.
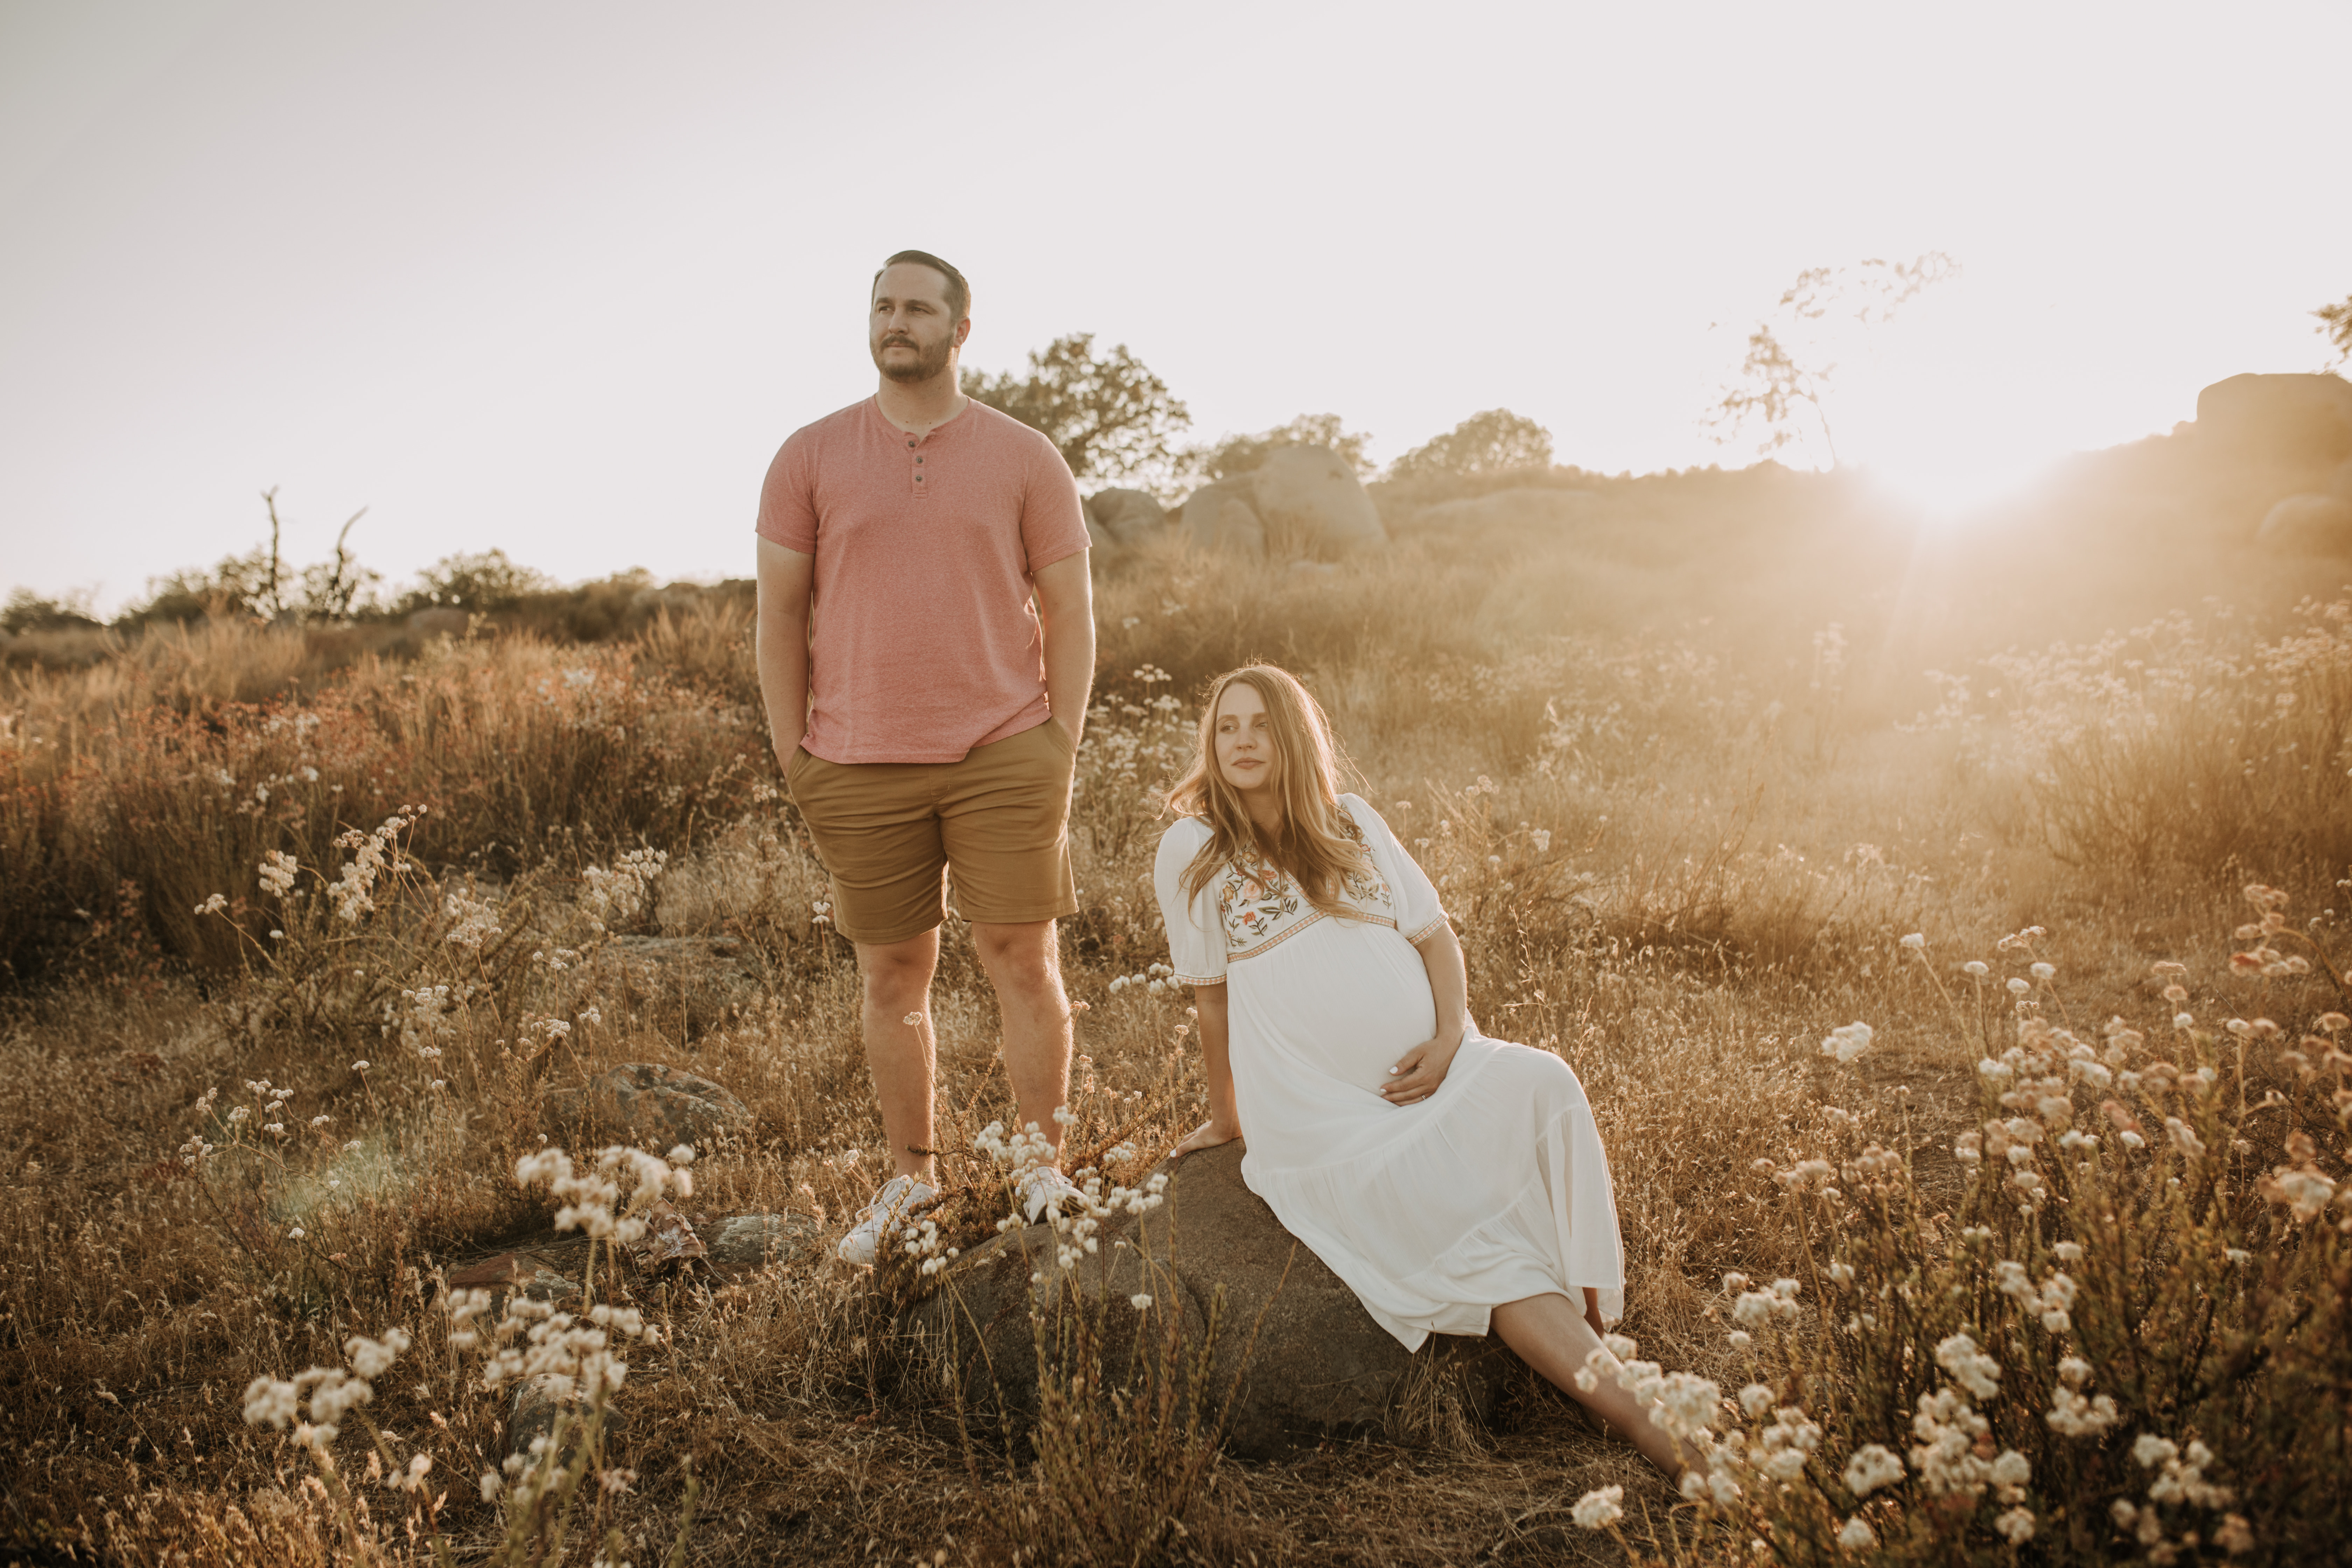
[873,332,953,384]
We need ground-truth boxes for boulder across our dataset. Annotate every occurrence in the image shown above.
[2194,373,2352,470]
[1086,488,1171,548]
[900,1142,1513,1459]
[704,1212,825,1274]
[1248,446,1387,555]
[542,1063,752,1153]
[1079,496,1125,562]
[2258,493,2352,555]
[1180,479,1266,557]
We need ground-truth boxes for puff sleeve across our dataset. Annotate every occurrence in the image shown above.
[1344,794,1448,943]
[1153,819,1227,985]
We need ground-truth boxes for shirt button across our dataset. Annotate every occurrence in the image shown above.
[906,439,916,449]
[915,456,924,464]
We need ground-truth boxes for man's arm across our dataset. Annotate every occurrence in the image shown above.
[755,538,815,767]
[1033,551,1095,748]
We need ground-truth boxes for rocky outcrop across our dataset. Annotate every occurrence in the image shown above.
[2194,373,2352,470]
[705,1212,825,1274]
[541,1063,752,1153]
[1247,446,1387,554]
[900,1142,1513,1459]
[1180,479,1268,558]
[2258,493,2352,555]
[1085,488,1171,550]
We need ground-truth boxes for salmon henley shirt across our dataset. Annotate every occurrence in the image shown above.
[756,396,1092,765]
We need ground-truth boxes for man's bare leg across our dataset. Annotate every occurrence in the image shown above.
[1491,1292,1689,1478]
[855,930,940,1182]
[970,918,1072,1161]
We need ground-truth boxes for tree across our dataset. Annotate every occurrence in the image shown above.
[1188,413,1378,484]
[2318,293,2352,369]
[0,587,102,636]
[1708,252,1960,468]
[397,549,555,614]
[1387,408,1554,481]
[961,333,1191,485]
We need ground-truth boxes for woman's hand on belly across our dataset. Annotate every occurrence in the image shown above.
[1379,1022,1466,1106]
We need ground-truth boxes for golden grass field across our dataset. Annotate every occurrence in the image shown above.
[2,463,2348,1566]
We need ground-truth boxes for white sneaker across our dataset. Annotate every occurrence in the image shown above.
[1018,1166,1083,1224]
[835,1174,938,1266]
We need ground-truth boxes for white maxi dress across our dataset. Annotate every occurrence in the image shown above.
[1153,795,1625,1352]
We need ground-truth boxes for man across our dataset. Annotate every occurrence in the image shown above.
[754,250,1095,1265]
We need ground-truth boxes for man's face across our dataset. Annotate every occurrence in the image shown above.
[870,263,966,384]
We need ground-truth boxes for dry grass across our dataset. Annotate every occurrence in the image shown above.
[3,471,2348,1564]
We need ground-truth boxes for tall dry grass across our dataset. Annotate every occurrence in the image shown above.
[2,493,2348,1564]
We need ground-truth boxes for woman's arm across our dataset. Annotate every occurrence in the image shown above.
[1379,923,1469,1105]
[1169,982,1244,1158]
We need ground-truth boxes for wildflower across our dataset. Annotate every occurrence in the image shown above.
[1963,960,1989,977]
[195,893,228,916]
[1726,1329,1752,1350]
[1843,1443,1904,1497]
[1129,1294,1152,1310]
[2214,1514,2255,1555]
[1900,933,1925,951]
[1569,1485,1623,1531]
[2054,1240,2082,1262]
[1828,1261,1854,1286]
[1994,1507,2035,1544]
[479,1471,502,1502]
[1820,1022,1873,1063]
[1935,1333,2002,1399]
[242,1376,300,1428]
[2007,978,2031,997]
[2031,961,2054,981]
[288,1227,306,1241]
[259,852,298,899]
[1836,1517,1878,1551]
[1740,1383,1776,1419]
[666,1144,696,1165]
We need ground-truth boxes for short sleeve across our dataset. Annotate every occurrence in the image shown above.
[1020,432,1092,575]
[1153,819,1227,984]
[1345,795,1447,943]
[754,432,818,553]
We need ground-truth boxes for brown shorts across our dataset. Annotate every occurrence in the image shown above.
[787,720,1079,945]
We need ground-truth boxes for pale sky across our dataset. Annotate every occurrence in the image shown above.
[3,0,2347,613]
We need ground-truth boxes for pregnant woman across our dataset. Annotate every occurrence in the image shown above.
[1152,664,1684,1475]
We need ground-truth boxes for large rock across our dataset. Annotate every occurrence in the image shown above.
[2194,373,2352,471]
[542,1063,752,1153]
[2258,493,2352,555]
[705,1212,824,1274]
[1086,488,1171,549]
[1180,479,1267,557]
[900,1142,1512,1459]
[1247,446,1387,555]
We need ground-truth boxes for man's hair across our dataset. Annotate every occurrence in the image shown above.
[872,250,970,322]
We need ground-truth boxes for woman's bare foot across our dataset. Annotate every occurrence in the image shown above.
[1492,1292,1692,1480]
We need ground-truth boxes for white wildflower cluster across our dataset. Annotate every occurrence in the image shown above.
[969,1119,1169,1273]
[1107,962,1175,996]
[2230,882,2310,979]
[1843,1442,1904,1497]
[195,892,230,916]
[2111,1435,2248,1558]
[1569,1484,1623,1531]
[259,850,300,899]
[2045,1355,2120,1437]
[241,1326,412,1450]
[1934,1331,2002,1401]
[580,848,667,933]
[441,888,502,949]
[2258,1130,2345,1224]
[513,1144,691,1246]
[1993,1259,2079,1334]
[1908,1387,2001,1498]
[479,1298,651,1412]
[1729,1274,1802,1330]
[328,809,421,923]
[1819,1021,1874,1064]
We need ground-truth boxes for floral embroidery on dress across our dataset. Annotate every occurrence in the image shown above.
[1215,804,1396,959]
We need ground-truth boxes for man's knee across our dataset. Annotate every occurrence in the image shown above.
[858,934,937,1006]
[972,920,1060,996]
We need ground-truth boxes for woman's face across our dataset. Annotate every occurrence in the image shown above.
[1213,681,1278,796]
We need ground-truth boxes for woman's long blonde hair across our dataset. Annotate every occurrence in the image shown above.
[1164,665,1364,913]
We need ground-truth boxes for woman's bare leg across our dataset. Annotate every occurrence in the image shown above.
[1492,1292,1690,1478]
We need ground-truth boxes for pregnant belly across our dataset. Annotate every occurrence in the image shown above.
[1232,918,1437,1096]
